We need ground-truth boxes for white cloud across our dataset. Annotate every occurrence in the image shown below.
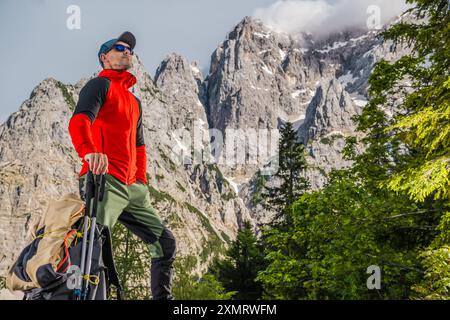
[253,0,409,37]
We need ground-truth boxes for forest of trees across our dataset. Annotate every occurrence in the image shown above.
[113,0,449,300]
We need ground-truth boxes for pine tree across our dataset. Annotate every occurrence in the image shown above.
[209,221,267,300]
[261,121,309,227]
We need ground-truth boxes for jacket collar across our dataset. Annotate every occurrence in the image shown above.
[99,69,136,88]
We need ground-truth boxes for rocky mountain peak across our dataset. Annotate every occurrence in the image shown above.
[153,53,207,132]
[298,78,359,144]
[155,53,203,89]
[227,16,265,40]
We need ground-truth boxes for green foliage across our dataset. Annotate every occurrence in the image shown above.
[207,163,224,178]
[354,0,449,202]
[411,210,450,299]
[210,221,267,300]
[412,245,450,299]
[200,235,224,263]
[140,82,166,103]
[320,134,344,145]
[176,180,186,192]
[220,231,231,244]
[205,163,236,200]
[158,146,177,171]
[56,81,75,111]
[261,121,310,228]
[352,0,450,299]
[184,202,215,235]
[172,255,236,300]
[256,169,440,299]
[221,190,236,201]
[183,202,225,262]
[111,223,152,300]
[148,185,177,204]
[251,170,268,206]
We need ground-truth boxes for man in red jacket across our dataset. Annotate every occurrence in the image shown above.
[68,31,176,300]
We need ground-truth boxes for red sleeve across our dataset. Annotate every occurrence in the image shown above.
[68,113,98,159]
[136,145,147,184]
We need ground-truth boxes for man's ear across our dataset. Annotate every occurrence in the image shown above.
[100,53,108,65]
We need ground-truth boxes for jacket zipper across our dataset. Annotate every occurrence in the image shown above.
[100,127,105,153]
[126,89,133,184]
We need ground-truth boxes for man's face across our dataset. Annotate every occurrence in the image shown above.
[101,41,133,70]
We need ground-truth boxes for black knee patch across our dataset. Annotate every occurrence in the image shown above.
[158,228,176,261]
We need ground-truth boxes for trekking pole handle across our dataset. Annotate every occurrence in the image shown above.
[86,169,105,202]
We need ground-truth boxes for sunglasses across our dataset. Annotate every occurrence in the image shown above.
[113,44,134,55]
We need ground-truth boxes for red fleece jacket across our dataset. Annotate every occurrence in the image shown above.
[68,69,147,185]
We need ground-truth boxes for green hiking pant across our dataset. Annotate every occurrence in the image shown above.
[79,173,176,300]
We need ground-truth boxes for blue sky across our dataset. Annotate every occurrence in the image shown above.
[0,0,276,123]
[0,0,407,124]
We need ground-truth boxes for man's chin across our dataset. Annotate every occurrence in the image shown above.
[124,62,132,70]
[115,62,132,71]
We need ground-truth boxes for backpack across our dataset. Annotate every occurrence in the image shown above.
[6,175,122,300]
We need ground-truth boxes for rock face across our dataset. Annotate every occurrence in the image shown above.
[207,17,323,183]
[0,14,411,287]
[299,78,359,143]
[207,15,411,222]
[0,78,83,276]
[207,16,410,189]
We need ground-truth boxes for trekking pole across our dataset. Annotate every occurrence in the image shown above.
[75,169,95,300]
[82,174,104,300]
[81,172,104,300]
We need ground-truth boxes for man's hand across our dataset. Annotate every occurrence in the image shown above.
[84,153,108,175]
